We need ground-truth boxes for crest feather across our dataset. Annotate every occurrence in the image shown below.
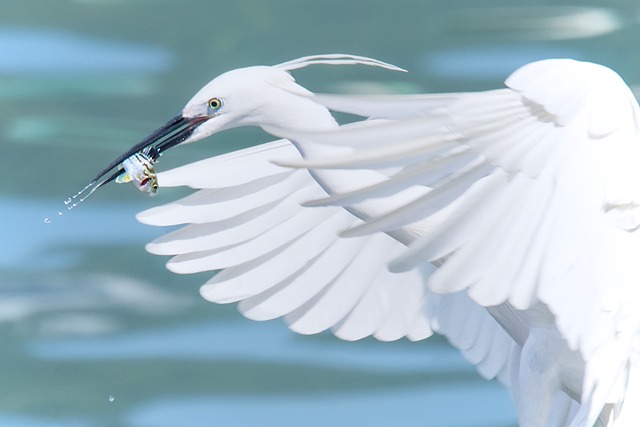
[274,54,406,73]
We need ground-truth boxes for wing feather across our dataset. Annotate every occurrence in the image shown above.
[139,141,439,345]
[167,208,347,274]
[138,139,518,383]
[341,156,496,238]
[284,232,397,335]
[145,186,316,255]
[238,233,368,321]
[427,291,517,382]
[291,58,640,424]
[315,93,454,119]
[138,174,307,226]
[156,139,299,188]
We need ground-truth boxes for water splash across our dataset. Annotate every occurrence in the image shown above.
[65,180,100,211]
[52,150,151,223]
[44,175,115,224]
[64,166,123,213]
[108,395,115,403]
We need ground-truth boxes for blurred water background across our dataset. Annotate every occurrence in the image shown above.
[2,1,639,426]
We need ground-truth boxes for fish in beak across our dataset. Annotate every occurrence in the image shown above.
[68,113,208,205]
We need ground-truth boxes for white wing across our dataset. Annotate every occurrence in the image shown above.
[282,59,640,426]
[139,140,435,343]
[137,138,518,383]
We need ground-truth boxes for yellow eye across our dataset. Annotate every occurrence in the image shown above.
[208,97,223,111]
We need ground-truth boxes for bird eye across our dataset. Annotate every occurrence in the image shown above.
[208,98,223,111]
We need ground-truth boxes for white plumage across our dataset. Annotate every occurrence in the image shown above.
[117,54,640,426]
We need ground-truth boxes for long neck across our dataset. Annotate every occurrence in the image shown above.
[260,93,339,139]
[259,92,419,248]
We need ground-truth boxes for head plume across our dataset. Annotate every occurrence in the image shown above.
[274,54,406,73]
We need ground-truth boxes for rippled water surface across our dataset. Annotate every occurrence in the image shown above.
[3,1,640,426]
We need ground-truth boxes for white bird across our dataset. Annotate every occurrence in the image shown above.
[93,54,640,427]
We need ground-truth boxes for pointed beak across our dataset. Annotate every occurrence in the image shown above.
[92,113,208,188]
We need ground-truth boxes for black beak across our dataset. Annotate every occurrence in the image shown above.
[92,113,207,186]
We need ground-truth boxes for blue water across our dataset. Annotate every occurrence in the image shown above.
[2,1,638,426]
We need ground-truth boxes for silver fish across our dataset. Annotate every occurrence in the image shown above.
[115,151,158,196]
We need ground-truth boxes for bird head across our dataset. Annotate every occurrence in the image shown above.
[89,54,404,191]
[182,65,340,143]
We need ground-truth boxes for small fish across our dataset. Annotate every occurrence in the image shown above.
[115,151,159,196]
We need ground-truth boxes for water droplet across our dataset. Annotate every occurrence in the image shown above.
[44,218,51,224]
[64,179,105,212]
[58,211,63,216]
[108,395,115,402]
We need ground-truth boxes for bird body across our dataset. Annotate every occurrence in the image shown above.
[101,55,640,426]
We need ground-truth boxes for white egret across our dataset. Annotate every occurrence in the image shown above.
[93,54,640,427]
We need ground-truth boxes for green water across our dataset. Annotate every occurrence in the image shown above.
[2,1,639,426]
